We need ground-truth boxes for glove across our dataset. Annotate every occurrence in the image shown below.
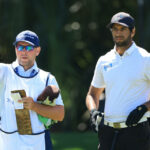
[37,85,60,102]
[90,109,104,133]
[126,104,148,127]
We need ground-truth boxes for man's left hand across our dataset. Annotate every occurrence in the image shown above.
[126,104,148,126]
[90,109,104,132]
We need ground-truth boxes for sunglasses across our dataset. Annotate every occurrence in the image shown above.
[16,45,35,52]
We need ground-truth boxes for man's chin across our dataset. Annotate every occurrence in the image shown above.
[19,61,28,66]
[115,42,127,47]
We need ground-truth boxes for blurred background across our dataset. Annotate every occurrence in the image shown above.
[0,0,150,149]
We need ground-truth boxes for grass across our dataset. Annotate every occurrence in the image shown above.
[51,131,99,150]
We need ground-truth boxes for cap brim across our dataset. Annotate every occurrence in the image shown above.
[13,40,35,46]
[107,22,129,28]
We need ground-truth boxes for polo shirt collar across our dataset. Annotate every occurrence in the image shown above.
[12,59,38,73]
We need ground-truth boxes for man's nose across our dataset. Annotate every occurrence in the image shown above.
[115,30,123,36]
[116,29,122,33]
[22,48,27,53]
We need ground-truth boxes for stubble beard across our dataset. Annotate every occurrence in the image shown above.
[114,35,132,48]
[115,40,130,47]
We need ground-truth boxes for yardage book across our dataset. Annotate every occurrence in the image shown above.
[11,90,32,135]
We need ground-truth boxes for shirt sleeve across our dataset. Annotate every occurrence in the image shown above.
[144,56,150,81]
[91,57,106,88]
[0,63,8,113]
[48,75,64,106]
[0,63,7,87]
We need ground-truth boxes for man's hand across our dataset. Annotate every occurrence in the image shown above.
[37,85,60,102]
[126,104,148,127]
[18,97,35,110]
[90,109,104,132]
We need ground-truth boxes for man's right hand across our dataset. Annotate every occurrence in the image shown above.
[90,109,104,132]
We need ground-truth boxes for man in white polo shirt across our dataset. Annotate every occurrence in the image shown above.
[86,12,150,150]
[0,30,64,150]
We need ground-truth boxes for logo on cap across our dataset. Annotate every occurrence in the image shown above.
[107,12,135,29]
[13,30,40,47]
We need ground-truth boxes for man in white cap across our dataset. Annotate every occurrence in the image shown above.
[86,12,150,150]
[0,30,64,150]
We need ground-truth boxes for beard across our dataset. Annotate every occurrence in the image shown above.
[113,34,132,47]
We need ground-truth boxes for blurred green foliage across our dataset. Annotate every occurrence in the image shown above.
[51,131,98,150]
[0,0,150,131]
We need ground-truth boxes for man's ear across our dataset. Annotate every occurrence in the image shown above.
[131,27,136,38]
[36,47,41,56]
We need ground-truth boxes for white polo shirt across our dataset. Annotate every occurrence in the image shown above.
[91,42,150,122]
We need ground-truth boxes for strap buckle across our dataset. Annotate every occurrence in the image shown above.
[113,122,121,128]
